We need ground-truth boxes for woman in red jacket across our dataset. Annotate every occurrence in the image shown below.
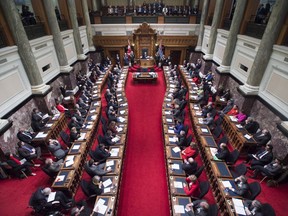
[183,175,200,197]
[181,142,198,162]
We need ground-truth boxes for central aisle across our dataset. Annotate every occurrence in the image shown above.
[117,68,170,216]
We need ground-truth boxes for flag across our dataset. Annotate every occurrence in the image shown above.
[157,40,165,60]
[127,39,131,56]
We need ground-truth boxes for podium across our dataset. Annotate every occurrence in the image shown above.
[140,58,154,68]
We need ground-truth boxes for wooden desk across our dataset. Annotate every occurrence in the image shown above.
[104,159,122,175]
[101,175,119,196]
[163,125,177,135]
[211,161,233,179]
[132,72,158,82]
[169,176,187,196]
[196,126,212,136]
[167,159,186,176]
[139,58,154,68]
[171,196,192,216]
[61,154,82,171]
[164,134,178,146]
[93,195,116,216]
[162,115,175,125]
[200,136,218,148]
[108,146,124,159]
[68,142,87,156]
[217,178,243,199]
[166,146,182,160]
[52,170,77,195]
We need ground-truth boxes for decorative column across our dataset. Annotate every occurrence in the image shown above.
[92,0,97,11]
[67,0,87,60]
[239,0,288,95]
[0,0,50,94]
[43,0,73,73]
[82,0,95,51]
[195,0,210,51]
[203,0,224,60]
[217,0,247,73]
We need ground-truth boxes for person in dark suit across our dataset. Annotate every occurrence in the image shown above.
[174,120,184,135]
[253,129,271,148]
[175,130,187,148]
[17,129,36,144]
[185,200,209,216]
[87,175,103,196]
[48,139,68,160]
[243,200,263,216]
[215,143,230,161]
[91,144,111,163]
[244,117,260,134]
[228,175,250,198]
[5,152,35,177]
[182,157,198,176]
[250,158,282,179]
[17,141,42,161]
[44,158,63,174]
[246,144,273,167]
[70,127,80,142]
[86,159,112,177]
[68,117,83,131]
[103,130,117,147]
[31,108,49,131]
[71,200,92,216]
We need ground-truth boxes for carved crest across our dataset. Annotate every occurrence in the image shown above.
[134,22,156,35]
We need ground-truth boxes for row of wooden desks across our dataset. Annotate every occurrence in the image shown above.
[92,66,130,216]
[162,66,193,216]
[179,66,249,216]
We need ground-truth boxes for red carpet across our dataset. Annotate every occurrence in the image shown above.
[117,67,170,216]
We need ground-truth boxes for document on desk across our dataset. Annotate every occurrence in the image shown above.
[174,205,185,214]
[222,180,232,188]
[72,145,80,150]
[120,110,125,115]
[172,164,180,170]
[110,148,119,157]
[35,132,47,138]
[45,123,53,128]
[55,175,65,182]
[118,98,123,102]
[78,133,86,140]
[236,124,243,129]
[229,116,238,122]
[103,178,113,188]
[94,199,108,215]
[90,109,96,113]
[85,124,93,129]
[118,117,125,123]
[121,103,128,107]
[65,159,74,167]
[174,181,183,188]
[168,129,175,134]
[47,192,56,202]
[169,137,176,142]
[196,111,202,116]
[112,136,120,143]
[172,147,181,153]
[194,106,199,110]
[167,118,173,123]
[244,134,252,139]
[210,148,217,156]
[232,198,246,215]
[201,128,208,133]
[106,160,114,167]
[94,102,100,106]
[116,127,123,132]
[165,111,171,115]
[91,115,97,120]
[104,187,111,193]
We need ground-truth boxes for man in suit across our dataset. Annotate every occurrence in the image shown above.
[215,143,230,162]
[68,117,83,131]
[44,158,63,174]
[5,152,35,177]
[185,200,209,216]
[244,117,260,134]
[246,144,273,167]
[48,139,68,160]
[85,159,112,177]
[182,157,198,176]
[228,175,250,198]
[31,108,49,129]
[175,130,187,148]
[203,112,214,127]
[253,129,271,148]
[90,144,111,163]
[17,129,36,144]
[243,200,263,216]
[17,141,42,161]
[250,158,282,179]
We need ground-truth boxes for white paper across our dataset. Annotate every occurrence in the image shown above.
[194,106,199,110]
[55,175,65,182]
[201,128,208,133]
[121,103,127,106]
[116,127,123,132]
[172,147,181,153]
[244,134,252,139]
[65,160,74,167]
[94,203,108,215]
[91,115,97,120]
[47,192,56,202]
[97,198,105,206]
[112,136,120,143]
[103,178,113,188]
[35,132,47,138]
[222,180,232,188]
[167,118,173,123]
[90,109,96,113]
[229,116,238,122]
[85,125,93,129]
[169,137,177,142]
[118,117,126,122]
[42,114,49,119]
[72,145,80,150]
[120,110,125,115]
[232,198,246,215]
[110,148,119,157]
[78,133,86,140]
[172,164,180,170]
[45,123,53,127]
[106,160,114,167]
[118,98,123,102]
[174,205,185,214]
[173,181,183,188]
[165,111,171,115]
[236,124,243,129]
[104,187,111,193]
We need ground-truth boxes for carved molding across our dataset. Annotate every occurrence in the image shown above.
[134,22,156,35]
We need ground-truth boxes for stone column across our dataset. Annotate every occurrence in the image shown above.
[217,0,247,73]
[82,0,95,51]
[194,0,199,8]
[67,0,87,60]
[128,0,133,7]
[0,0,50,94]
[203,0,224,60]
[92,0,97,11]
[43,0,73,73]
[239,0,288,95]
[195,0,210,51]
[101,0,107,7]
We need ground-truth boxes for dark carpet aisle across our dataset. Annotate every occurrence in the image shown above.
[117,68,170,216]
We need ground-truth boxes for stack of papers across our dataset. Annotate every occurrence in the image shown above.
[35,132,47,138]
[118,117,126,123]
[232,198,246,215]
[116,127,123,132]
[169,137,177,143]
[244,134,252,139]
[110,148,119,157]
[173,181,183,188]
[171,164,180,170]
[168,129,175,134]
[174,205,185,214]
[112,136,120,143]
[120,110,125,115]
[94,198,108,214]
[65,155,75,167]
[106,160,114,168]
[78,133,86,140]
[172,146,181,153]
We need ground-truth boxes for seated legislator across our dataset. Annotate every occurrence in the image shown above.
[227,175,250,198]
[183,175,200,198]
[235,110,247,123]
[203,112,214,127]
[17,141,42,161]
[215,143,230,161]
[48,139,68,160]
[174,120,184,135]
[90,144,111,163]
[56,101,69,113]
[250,158,282,179]
[44,158,63,174]
[182,157,198,176]
[227,105,239,116]
[253,129,271,148]
[70,200,92,216]
[175,130,187,149]
[5,152,36,177]
[68,117,83,132]
[85,159,112,177]
[219,99,234,116]
[17,129,36,144]
[185,200,210,216]
[30,187,73,212]
[243,199,263,216]
[181,142,198,161]
[70,127,80,143]
[87,175,103,197]
[31,108,50,131]
[246,144,273,167]
[244,117,260,134]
